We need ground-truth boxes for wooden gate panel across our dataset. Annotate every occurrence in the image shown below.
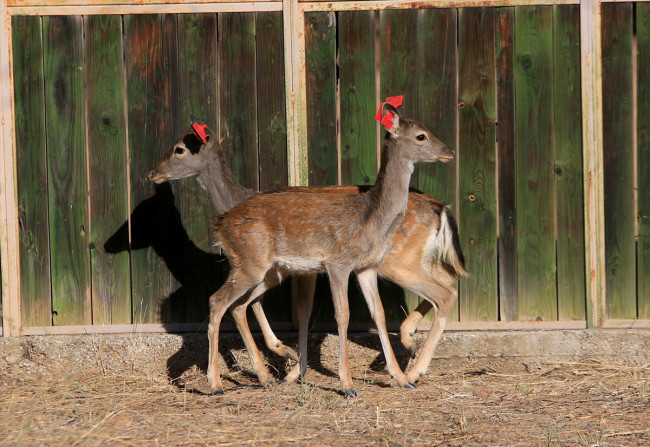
[85,15,131,325]
[44,16,91,326]
[639,3,650,319]
[496,7,518,321]
[457,7,498,321]
[553,5,585,320]
[514,6,556,320]
[601,3,636,320]
[13,16,52,328]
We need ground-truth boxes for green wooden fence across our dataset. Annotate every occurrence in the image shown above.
[6,3,650,332]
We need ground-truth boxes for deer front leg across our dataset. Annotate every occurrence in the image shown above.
[327,268,355,397]
[285,274,317,383]
[356,268,414,389]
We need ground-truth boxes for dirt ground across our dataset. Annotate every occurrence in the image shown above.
[1,331,649,446]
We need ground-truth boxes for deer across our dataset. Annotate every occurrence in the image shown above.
[149,102,467,394]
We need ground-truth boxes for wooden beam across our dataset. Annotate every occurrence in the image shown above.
[285,0,309,186]
[0,0,21,337]
[8,3,282,16]
[580,1,606,328]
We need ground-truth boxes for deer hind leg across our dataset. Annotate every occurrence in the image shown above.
[400,300,434,357]
[355,268,414,389]
[285,274,317,383]
[250,300,299,362]
[229,268,291,386]
[207,269,261,395]
[326,267,355,396]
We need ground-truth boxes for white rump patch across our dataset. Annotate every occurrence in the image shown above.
[422,210,454,266]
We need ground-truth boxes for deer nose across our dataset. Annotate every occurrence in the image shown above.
[147,169,158,181]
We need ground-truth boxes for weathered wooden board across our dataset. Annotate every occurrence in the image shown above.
[43,16,91,326]
[85,15,131,325]
[123,14,178,324]
[638,3,650,319]
[553,5,585,320]
[496,7,518,321]
[457,7,498,321]
[601,3,636,319]
[219,13,259,191]
[514,6,556,321]
[305,12,337,187]
[13,16,52,327]
[175,13,220,324]
[257,12,287,192]
[337,10,378,324]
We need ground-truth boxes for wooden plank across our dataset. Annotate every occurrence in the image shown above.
[12,15,52,328]
[636,3,650,319]
[85,15,131,325]
[43,16,90,325]
[513,5,556,320]
[579,0,606,328]
[552,5,585,320]
[175,13,220,323]
[338,10,377,324]
[339,10,377,187]
[122,14,178,324]
[219,13,259,190]
[457,7,498,321]
[257,12,287,192]
[255,11,292,323]
[496,7,517,321]
[305,12,337,187]
[601,3,636,319]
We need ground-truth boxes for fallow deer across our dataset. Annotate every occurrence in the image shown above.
[149,104,466,394]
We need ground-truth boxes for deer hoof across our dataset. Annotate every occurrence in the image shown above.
[407,345,416,359]
[403,382,417,389]
[211,389,224,396]
[341,388,357,398]
[284,347,299,363]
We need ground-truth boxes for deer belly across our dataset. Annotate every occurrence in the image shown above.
[273,256,326,273]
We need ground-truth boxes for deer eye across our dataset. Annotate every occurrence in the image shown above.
[416,134,427,142]
[175,146,185,155]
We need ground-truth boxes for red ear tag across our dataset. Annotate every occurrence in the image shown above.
[375,95,404,130]
[192,121,208,143]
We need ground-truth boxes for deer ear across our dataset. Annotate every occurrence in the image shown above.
[380,102,400,134]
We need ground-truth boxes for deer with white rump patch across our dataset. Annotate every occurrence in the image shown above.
[149,98,466,395]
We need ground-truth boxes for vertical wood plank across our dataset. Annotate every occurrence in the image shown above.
[496,7,518,321]
[12,16,52,327]
[553,5,585,320]
[43,16,90,326]
[176,13,219,323]
[305,12,337,187]
[219,13,259,190]
[415,8,459,323]
[256,11,292,323]
[339,11,377,187]
[514,6,556,320]
[380,9,419,186]
[123,14,178,324]
[457,8,498,321]
[638,3,650,318]
[338,10,377,324]
[257,12,287,192]
[601,3,636,319]
[85,15,131,325]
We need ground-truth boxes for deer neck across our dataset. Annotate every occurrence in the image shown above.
[195,148,254,215]
[365,139,414,235]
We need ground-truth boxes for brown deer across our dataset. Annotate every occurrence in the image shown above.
[149,105,466,394]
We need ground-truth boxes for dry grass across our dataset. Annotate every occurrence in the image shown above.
[1,343,649,446]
